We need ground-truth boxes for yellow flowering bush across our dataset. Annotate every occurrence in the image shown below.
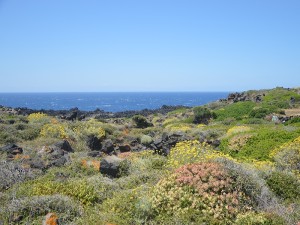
[196,124,206,128]
[73,119,105,139]
[166,140,239,170]
[30,179,98,205]
[165,123,192,132]
[40,123,68,139]
[166,140,212,169]
[27,112,50,123]
[227,126,251,136]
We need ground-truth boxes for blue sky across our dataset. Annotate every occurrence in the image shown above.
[0,0,299,92]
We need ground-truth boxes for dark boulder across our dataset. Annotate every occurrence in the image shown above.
[86,135,102,150]
[54,140,74,152]
[50,156,67,167]
[0,144,23,155]
[87,151,103,157]
[119,144,131,153]
[101,139,114,154]
[30,160,47,170]
[100,155,123,177]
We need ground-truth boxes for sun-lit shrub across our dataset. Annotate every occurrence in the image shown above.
[235,212,285,225]
[266,171,300,202]
[140,135,153,145]
[151,162,250,223]
[226,133,253,153]
[27,179,98,205]
[166,123,192,132]
[72,119,105,139]
[40,123,68,139]
[0,161,35,191]
[1,195,82,224]
[132,115,152,128]
[215,101,256,121]
[193,107,216,124]
[166,140,212,169]
[227,125,251,136]
[27,112,50,123]
[221,129,299,161]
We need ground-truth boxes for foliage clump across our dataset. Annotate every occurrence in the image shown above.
[151,162,250,223]
[132,115,153,128]
[193,107,216,124]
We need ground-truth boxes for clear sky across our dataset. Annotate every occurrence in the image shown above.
[0,0,299,92]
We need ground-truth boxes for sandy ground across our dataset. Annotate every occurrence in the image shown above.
[285,108,300,117]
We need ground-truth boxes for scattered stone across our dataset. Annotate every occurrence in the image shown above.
[119,144,131,153]
[54,140,74,152]
[101,139,114,154]
[50,156,67,167]
[86,135,102,150]
[0,144,23,155]
[87,151,103,157]
[30,160,47,170]
[100,155,123,177]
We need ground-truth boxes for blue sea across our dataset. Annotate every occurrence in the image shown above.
[0,92,228,112]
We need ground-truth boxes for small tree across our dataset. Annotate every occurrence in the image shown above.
[193,107,215,124]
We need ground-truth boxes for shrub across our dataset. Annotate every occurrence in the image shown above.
[24,178,99,205]
[235,212,285,225]
[0,195,82,224]
[40,123,68,139]
[215,101,256,120]
[0,161,35,191]
[262,88,300,109]
[284,117,300,125]
[132,115,152,128]
[249,108,272,118]
[98,187,153,225]
[166,140,211,169]
[140,135,153,146]
[151,162,250,223]
[227,125,251,136]
[220,129,299,160]
[270,136,300,171]
[193,107,216,124]
[72,119,106,139]
[266,171,300,202]
[27,112,50,123]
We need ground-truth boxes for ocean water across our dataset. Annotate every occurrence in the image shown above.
[0,92,228,112]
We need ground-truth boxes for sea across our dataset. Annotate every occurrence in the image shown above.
[0,92,229,112]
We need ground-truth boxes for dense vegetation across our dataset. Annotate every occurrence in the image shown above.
[0,87,300,224]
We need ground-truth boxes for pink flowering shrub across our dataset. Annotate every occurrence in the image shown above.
[151,162,251,223]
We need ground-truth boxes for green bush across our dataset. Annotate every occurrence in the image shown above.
[220,128,299,160]
[140,135,153,146]
[21,178,99,205]
[193,107,216,124]
[284,117,300,125]
[235,212,285,225]
[249,108,272,118]
[262,88,300,109]
[215,101,256,121]
[132,115,153,128]
[266,171,300,202]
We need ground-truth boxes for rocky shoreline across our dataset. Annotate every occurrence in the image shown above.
[0,104,190,120]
